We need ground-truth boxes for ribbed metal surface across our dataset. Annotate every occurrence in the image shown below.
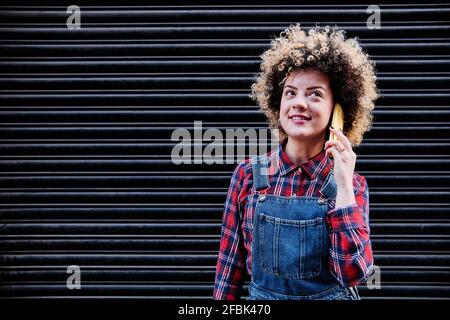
[0,1,449,300]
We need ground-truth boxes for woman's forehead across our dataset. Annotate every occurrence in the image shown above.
[285,69,331,89]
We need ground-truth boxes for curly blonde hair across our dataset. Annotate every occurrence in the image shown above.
[250,23,380,146]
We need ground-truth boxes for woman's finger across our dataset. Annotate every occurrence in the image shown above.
[326,145,342,158]
[324,139,346,152]
[329,127,352,150]
[330,146,342,158]
[324,139,339,150]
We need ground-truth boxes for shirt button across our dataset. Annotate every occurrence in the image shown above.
[291,193,296,197]
[318,197,327,204]
[259,195,266,202]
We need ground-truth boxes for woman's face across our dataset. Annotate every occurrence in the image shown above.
[279,68,334,144]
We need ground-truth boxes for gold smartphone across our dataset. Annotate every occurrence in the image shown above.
[329,102,344,141]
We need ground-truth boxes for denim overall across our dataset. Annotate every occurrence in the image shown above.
[247,154,360,300]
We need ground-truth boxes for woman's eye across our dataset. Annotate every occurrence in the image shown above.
[285,90,295,96]
[311,90,323,97]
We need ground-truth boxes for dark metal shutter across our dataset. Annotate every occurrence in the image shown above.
[0,1,449,300]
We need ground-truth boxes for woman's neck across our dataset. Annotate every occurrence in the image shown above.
[285,137,325,164]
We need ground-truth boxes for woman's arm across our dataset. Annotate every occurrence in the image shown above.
[326,174,374,287]
[324,127,374,287]
[213,163,247,300]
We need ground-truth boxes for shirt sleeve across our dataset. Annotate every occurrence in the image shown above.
[213,163,247,300]
[325,174,374,287]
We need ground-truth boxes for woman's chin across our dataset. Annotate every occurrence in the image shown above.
[284,129,311,140]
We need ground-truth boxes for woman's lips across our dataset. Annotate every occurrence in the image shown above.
[289,115,311,124]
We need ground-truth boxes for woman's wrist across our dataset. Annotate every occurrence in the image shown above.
[334,183,356,209]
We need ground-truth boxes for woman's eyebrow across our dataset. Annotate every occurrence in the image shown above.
[284,84,327,91]
[307,86,326,91]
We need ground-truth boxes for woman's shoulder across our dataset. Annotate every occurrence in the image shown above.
[232,156,257,180]
[231,158,253,180]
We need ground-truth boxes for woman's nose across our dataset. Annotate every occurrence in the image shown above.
[290,95,308,110]
[291,102,308,110]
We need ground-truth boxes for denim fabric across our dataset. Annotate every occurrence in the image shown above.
[248,154,360,300]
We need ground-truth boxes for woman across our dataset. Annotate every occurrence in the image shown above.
[213,24,379,300]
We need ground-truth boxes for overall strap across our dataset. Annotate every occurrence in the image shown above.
[251,154,270,192]
[319,168,337,199]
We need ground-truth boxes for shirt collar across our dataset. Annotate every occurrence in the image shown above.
[277,137,331,179]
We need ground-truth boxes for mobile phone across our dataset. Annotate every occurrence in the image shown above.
[329,102,344,141]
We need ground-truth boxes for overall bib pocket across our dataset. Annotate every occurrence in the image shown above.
[259,213,323,279]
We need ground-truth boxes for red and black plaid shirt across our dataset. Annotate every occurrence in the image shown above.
[213,138,374,300]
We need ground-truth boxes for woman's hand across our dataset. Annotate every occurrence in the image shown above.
[324,127,357,208]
